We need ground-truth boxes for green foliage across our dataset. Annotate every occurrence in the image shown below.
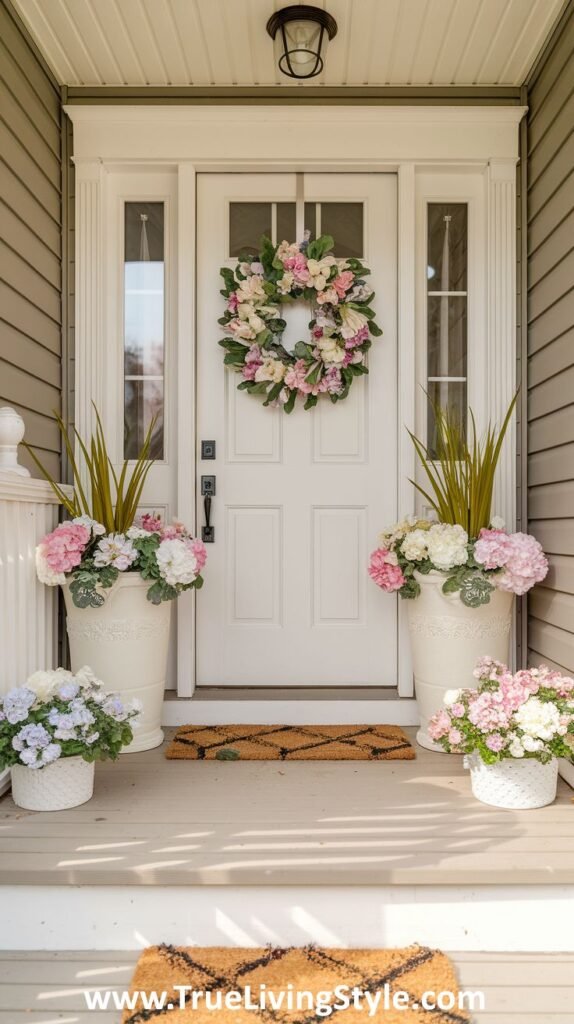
[408,392,518,537]
[23,404,156,534]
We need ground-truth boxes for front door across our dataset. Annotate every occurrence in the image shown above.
[196,173,397,687]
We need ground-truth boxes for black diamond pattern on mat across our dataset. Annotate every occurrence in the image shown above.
[168,725,414,760]
[124,944,469,1023]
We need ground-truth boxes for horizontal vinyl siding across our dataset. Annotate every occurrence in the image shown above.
[0,0,62,479]
[527,1,574,675]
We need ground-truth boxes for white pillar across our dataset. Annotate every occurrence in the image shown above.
[75,161,105,443]
[0,407,30,477]
[487,159,517,531]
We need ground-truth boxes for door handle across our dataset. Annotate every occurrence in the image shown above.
[201,478,215,543]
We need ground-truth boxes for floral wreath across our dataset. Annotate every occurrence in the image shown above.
[218,233,382,412]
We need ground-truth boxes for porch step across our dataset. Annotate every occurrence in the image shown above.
[1,951,572,1023]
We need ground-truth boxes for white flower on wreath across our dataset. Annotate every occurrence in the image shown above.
[156,539,198,587]
[307,256,337,291]
[515,696,561,741]
[400,528,430,562]
[235,275,266,303]
[228,319,256,342]
[316,336,345,365]
[426,523,468,571]
[277,271,294,295]
[340,306,368,340]
[255,357,286,384]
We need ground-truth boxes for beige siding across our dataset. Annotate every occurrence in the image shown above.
[527,1,574,674]
[0,0,62,479]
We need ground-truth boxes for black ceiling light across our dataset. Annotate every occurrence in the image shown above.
[266,5,338,80]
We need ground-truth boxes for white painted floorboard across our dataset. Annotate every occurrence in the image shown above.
[0,951,572,1023]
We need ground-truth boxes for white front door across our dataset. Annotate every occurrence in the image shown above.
[196,173,398,687]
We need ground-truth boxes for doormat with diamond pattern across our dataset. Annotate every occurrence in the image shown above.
[123,944,468,1023]
[165,724,415,760]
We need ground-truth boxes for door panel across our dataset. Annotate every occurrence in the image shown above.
[196,173,398,686]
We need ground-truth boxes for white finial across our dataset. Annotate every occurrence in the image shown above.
[0,407,31,476]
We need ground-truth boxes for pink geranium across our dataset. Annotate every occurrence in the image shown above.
[41,522,90,574]
[188,538,207,573]
[139,513,163,533]
[344,325,369,350]
[497,533,549,595]
[368,548,406,592]
[474,528,513,570]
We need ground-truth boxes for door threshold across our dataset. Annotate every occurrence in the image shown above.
[170,686,400,702]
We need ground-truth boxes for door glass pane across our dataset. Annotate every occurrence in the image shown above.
[124,201,164,459]
[304,202,317,243]
[320,202,364,258]
[426,202,468,458]
[229,202,272,256]
[276,202,296,242]
[427,203,467,292]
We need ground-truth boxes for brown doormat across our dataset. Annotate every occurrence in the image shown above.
[123,944,469,1023]
[165,724,415,761]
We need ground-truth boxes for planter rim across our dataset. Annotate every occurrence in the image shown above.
[62,571,151,594]
[466,752,557,769]
[11,753,89,772]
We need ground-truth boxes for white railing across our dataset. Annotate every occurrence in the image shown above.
[0,408,66,794]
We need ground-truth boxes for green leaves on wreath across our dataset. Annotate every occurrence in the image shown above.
[263,381,286,407]
[306,235,334,260]
[219,267,236,296]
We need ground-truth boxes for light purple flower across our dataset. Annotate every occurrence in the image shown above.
[3,687,36,724]
[58,682,79,701]
[41,743,61,765]
[19,748,40,768]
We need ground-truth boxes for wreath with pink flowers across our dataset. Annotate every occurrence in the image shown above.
[218,234,382,412]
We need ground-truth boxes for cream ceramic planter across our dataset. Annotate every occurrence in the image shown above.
[408,570,513,752]
[465,753,558,809]
[63,574,172,753]
[11,755,94,811]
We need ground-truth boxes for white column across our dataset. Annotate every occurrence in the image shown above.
[75,161,105,442]
[487,159,517,531]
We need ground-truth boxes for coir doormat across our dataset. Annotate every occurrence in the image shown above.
[123,944,470,1023]
[165,724,415,761]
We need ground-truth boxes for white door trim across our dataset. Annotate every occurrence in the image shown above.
[69,105,521,699]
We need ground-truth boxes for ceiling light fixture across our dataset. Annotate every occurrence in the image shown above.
[266,5,338,80]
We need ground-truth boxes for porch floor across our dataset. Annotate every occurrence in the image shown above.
[1,950,573,1023]
[0,729,572,887]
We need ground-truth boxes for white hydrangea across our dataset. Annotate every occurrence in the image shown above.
[508,735,525,758]
[72,515,106,536]
[400,528,429,562]
[515,697,561,741]
[35,545,66,587]
[126,526,151,540]
[444,689,462,706]
[156,539,198,587]
[94,534,137,572]
[26,668,72,702]
[426,523,469,571]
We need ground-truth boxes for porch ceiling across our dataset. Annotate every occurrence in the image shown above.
[11,0,566,89]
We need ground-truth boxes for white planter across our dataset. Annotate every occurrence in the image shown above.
[11,755,94,811]
[465,753,558,809]
[63,574,172,753]
[408,571,513,751]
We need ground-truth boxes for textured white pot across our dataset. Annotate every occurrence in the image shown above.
[63,574,172,753]
[11,755,94,811]
[408,571,513,752]
[465,753,558,809]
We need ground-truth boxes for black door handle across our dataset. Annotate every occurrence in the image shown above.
[202,494,215,543]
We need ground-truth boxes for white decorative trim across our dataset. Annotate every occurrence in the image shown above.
[162,697,419,727]
[2,884,572,952]
[408,613,512,640]
[487,159,517,531]
[0,475,70,504]
[397,164,416,698]
[75,161,105,444]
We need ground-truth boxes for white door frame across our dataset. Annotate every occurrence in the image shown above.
[67,105,524,716]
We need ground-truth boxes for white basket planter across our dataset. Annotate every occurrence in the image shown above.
[11,756,95,812]
[407,571,513,752]
[63,574,172,753]
[465,753,558,809]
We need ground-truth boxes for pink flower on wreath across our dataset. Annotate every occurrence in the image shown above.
[139,513,163,533]
[284,359,309,392]
[289,252,310,285]
[241,344,264,381]
[496,533,549,596]
[474,528,513,570]
[188,538,207,573]
[227,293,239,313]
[344,325,369,350]
[322,366,343,395]
[316,287,339,306]
[332,270,355,299]
[41,522,90,574]
[368,548,406,593]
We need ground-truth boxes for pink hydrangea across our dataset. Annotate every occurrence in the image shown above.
[497,533,549,595]
[344,325,369,350]
[468,691,512,733]
[450,702,465,718]
[284,359,310,392]
[41,522,90,574]
[473,656,507,681]
[474,528,513,570]
[284,252,310,285]
[368,548,406,593]
[241,344,264,381]
[161,521,187,540]
[322,366,343,395]
[448,728,463,746]
[485,733,506,752]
